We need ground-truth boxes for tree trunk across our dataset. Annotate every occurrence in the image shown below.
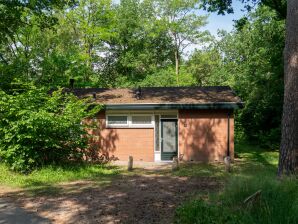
[277,0,298,176]
[175,49,179,85]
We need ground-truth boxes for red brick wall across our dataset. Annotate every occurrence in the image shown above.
[87,110,234,162]
[178,110,234,162]
[87,111,154,162]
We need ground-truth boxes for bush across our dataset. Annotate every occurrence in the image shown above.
[0,87,100,172]
[175,177,298,224]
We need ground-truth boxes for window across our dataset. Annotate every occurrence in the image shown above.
[131,115,152,125]
[107,115,128,126]
[106,114,154,128]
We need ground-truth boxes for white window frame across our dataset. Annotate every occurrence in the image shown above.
[106,115,129,128]
[106,114,154,128]
[130,114,154,128]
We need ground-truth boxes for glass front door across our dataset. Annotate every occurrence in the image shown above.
[161,119,178,161]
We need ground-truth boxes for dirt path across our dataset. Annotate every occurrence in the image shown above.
[0,171,221,224]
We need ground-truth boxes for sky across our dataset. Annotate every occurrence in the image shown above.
[200,1,246,36]
[183,1,246,55]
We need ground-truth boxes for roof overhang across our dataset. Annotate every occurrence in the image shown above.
[103,102,244,110]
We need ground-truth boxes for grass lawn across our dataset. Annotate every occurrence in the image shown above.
[0,162,120,195]
[175,142,298,224]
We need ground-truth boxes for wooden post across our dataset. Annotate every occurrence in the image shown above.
[224,156,231,173]
[128,156,133,171]
[172,156,179,171]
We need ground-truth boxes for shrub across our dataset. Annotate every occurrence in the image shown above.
[0,87,100,172]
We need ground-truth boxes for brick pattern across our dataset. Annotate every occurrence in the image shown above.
[86,110,234,162]
[178,110,234,162]
[87,111,154,162]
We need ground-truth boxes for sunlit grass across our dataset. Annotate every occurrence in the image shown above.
[0,162,120,190]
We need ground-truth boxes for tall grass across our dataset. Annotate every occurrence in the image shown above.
[176,176,298,224]
[175,142,298,224]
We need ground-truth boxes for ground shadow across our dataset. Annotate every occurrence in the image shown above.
[0,197,51,224]
[0,169,222,224]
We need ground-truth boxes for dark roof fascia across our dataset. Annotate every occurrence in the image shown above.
[103,102,244,110]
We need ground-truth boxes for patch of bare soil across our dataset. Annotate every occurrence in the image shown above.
[0,172,221,224]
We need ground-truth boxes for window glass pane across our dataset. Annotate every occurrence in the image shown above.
[108,116,127,124]
[162,121,177,152]
[131,115,152,124]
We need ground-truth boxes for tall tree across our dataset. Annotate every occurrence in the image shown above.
[155,0,209,85]
[0,0,75,89]
[101,0,174,87]
[199,0,298,175]
[277,0,298,176]
[0,0,74,44]
[66,0,116,83]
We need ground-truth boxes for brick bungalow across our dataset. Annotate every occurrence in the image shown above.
[73,86,243,162]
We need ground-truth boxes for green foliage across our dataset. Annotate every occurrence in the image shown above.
[186,6,285,147]
[175,177,298,224]
[154,0,210,83]
[0,0,74,41]
[140,67,197,87]
[0,0,211,88]
[0,86,101,172]
[186,46,223,85]
[100,0,175,86]
[0,0,117,89]
[224,7,284,147]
